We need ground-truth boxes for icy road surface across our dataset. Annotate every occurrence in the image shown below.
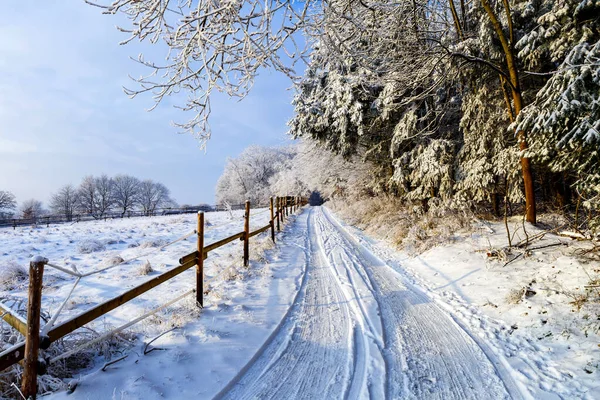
[217,206,522,400]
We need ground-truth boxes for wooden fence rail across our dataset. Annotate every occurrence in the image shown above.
[0,196,308,399]
[0,202,264,230]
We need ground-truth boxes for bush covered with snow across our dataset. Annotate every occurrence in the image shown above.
[137,260,154,275]
[77,239,106,254]
[0,261,28,290]
[140,238,167,249]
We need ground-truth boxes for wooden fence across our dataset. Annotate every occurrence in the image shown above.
[0,195,307,399]
[0,203,255,230]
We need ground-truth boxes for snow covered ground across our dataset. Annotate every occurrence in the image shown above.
[0,208,295,398]
[1,206,598,399]
[336,213,600,399]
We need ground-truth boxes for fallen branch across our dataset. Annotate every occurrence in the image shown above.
[143,327,177,355]
[514,230,547,248]
[558,231,589,240]
[101,354,128,371]
[527,242,568,252]
[503,253,523,267]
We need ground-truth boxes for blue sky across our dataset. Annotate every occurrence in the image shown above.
[0,2,296,206]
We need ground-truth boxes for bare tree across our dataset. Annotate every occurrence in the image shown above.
[113,174,141,217]
[77,176,97,217]
[0,190,17,217]
[20,199,45,219]
[77,175,115,219]
[138,180,173,216]
[50,185,79,221]
[94,175,115,218]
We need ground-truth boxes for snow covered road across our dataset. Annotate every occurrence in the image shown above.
[217,206,522,400]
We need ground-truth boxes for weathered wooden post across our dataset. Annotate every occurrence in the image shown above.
[22,256,47,400]
[196,212,204,307]
[278,197,283,222]
[269,197,275,242]
[276,197,281,231]
[243,200,250,267]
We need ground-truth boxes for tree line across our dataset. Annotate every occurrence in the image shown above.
[0,175,176,221]
[287,0,599,229]
[215,143,372,206]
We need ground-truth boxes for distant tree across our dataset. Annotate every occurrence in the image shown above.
[113,174,140,217]
[138,180,174,216]
[50,185,79,222]
[76,175,115,219]
[94,175,115,218]
[0,190,17,217]
[77,176,97,216]
[20,199,45,219]
[216,146,295,205]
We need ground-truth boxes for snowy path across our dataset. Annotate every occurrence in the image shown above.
[217,207,522,400]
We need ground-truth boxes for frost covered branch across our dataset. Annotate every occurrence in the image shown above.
[87,0,315,145]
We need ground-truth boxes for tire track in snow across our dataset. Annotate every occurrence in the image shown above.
[320,207,522,400]
[217,208,365,400]
[217,207,522,399]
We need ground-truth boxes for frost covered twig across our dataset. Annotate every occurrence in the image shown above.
[87,0,314,143]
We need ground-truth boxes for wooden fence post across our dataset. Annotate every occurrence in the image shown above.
[196,212,204,307]
[276,197,281,231]
[22,256,47,400]
[243,200,250,267]
[279,197,284,222]
[269,197,275,242]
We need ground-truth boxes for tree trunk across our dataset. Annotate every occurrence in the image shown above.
[481,0,536,223]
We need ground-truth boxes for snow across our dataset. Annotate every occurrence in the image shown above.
[1,208,296,398]
[1,206,598,399]
[335,212,600,398]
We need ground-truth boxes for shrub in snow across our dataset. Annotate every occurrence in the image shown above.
[137,260,153,275]
[105,239,125,245]
[0,261,28,290]
[505,288,525,305]
[102,256,124,268]
[77,239,106,254]
[225,266,241,281]
[140,239,167,249]
[249,236,275,263]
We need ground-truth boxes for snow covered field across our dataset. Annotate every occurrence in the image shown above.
[1,206,598,399]
[0,208,294,397]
